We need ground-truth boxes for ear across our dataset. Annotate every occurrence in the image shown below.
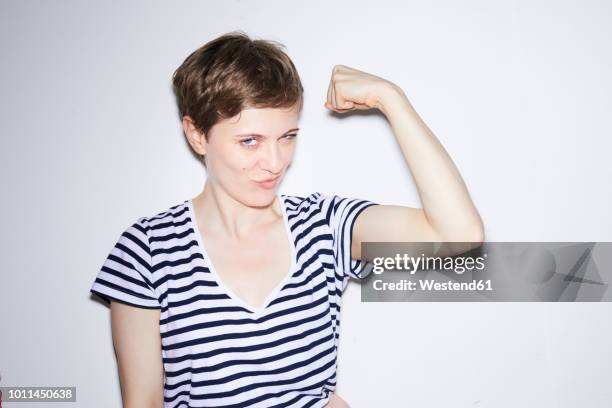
[182,116,207,156]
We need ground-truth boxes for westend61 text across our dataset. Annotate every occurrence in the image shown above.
[372,279,493,291]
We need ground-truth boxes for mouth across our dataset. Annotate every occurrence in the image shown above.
[254,175,280,189]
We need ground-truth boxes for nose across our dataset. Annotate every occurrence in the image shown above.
[259,142,284,175]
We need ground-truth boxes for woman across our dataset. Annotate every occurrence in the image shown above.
[90,31,484,408]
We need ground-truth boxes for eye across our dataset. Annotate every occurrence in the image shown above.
[240,137,258,148]
[283,133,298,140]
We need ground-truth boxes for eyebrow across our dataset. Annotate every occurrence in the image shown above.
[234,128,300,138]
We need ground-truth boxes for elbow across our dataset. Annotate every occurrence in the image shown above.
[437,220,485,245]
[123,400,163,408]
[466,219,485,244]
[436,223,484,257]
[457,210,485,244]
[122,391,164,408]
[470,227,484,246]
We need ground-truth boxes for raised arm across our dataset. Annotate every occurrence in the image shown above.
[111,301,164,408]
[324,65,484,257]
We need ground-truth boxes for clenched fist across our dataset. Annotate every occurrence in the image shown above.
[324,64,400,113]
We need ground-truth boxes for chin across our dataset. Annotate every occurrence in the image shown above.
[243,189,278,208]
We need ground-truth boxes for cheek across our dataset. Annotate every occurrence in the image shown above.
[218,146,252,172]
[208,151,250,178]
[283,145,296,162]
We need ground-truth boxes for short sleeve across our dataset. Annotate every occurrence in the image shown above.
[90,218,161,309]
[316,193,379,283]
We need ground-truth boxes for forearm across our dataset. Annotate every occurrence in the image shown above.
[377,84,484,242]
[123,396,163,408]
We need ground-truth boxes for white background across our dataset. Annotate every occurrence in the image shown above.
[1,0,611,407]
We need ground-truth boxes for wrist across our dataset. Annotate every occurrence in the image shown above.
[376,82,410,116]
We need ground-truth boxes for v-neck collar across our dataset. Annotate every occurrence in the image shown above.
[186,193,297,316]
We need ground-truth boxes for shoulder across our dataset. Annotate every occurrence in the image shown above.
[281,191,372,214]
[281,192,323,211]
[280,191,375,219]
[281,192,350,219]
[124,200,191,244]
[280,192,331,230]
[144,200,189,224]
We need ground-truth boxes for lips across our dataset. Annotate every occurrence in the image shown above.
[256,176,280,183]
[254,175,280,189]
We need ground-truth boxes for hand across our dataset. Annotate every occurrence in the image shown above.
[324,64,400,113]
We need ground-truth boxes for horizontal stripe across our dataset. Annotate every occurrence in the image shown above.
[90,192,378,407]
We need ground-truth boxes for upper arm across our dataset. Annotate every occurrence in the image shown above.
[351,204,482,259]
[111,301,164,407]
[90,219,164,406]
[316,193,379,282]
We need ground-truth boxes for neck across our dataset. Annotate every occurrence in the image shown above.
[192,182,281,242]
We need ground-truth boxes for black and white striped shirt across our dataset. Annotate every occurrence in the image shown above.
[90,192,378,407]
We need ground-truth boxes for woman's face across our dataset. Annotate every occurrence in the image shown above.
[202,105,300,207]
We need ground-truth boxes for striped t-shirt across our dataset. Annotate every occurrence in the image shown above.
[90,192,378,408]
